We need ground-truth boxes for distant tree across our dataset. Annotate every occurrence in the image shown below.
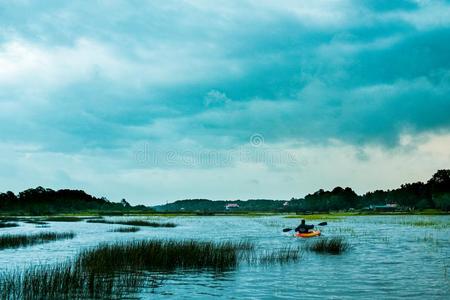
[121,199,131,208]
[0,187,149,214]
[428,169,450,193]
[432,194,450,211]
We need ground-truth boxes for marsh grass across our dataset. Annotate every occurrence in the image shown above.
[87,219,177,227]
[398,220,449,229]
[0,232,75,250]
[322,227,357,237]
[0,238,320,299]
[0,264,146,300]
[369,217,450,229]
[417,234,440,245]
[0,222,19,228]
[44,217,83,222]
[0,239,253,299]
[285,214,343,221]
[77,240,248,272]
[110,227,141,233]
[24,220,48,225]
[258,246,302,265]
[307,237,350,254]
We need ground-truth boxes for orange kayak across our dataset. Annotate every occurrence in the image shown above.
[294,230,321,238]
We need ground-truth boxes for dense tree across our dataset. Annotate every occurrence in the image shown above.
[428,169,450,210]
[0,187,152,214]
[2,170,450,214]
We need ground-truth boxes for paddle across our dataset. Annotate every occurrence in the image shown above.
[282,221,327,232]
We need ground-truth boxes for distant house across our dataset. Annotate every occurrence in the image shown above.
[283,202,289,206]
[225,203,239,210]
[367,203,398,211]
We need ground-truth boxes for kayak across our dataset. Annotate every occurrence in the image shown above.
[294,230,321,238]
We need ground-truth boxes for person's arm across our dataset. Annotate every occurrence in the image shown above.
[306,224,314,230]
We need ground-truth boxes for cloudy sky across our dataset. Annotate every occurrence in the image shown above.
[1,0,450,204]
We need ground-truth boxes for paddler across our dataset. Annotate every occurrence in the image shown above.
[295,219,314,233]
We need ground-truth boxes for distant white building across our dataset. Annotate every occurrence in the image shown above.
[283,202,289,206]
[225,203,239,209]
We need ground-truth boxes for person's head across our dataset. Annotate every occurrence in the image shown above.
[301,219,305,225]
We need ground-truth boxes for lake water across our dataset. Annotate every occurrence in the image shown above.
[0,215,449,299]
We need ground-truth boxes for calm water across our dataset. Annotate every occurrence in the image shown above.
[0,215,449,299]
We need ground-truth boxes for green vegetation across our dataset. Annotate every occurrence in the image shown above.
[24,220,48,225]
[258,246,302,265]
[43,217,84,222]
[110,226,141,233]
[401,220,441,227]
[0,187,153,215]
[285,214,343,220]
[397,219,449,229]
[0,232,75,250]
[0,263,145,299]
[78,240,248,272]
[154,170,450,213]
[0,235,354,298]
[154,199,286,213]
[0,239,256,299]
[86,219,177,227]
[1,170,449,215]
[307,237,350,254]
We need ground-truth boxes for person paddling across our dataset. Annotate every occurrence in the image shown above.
[295,219,314,233]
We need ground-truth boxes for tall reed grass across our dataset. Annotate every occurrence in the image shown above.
[307,237,350,254]
[43,217,83,222]
[110,227,141,233]
[0,232,75,250]
[24,220,48,225]
[258,246,302,265]
[77,240,245,272]
[87,219,177,227]
[0,239,253,299]
[0,263,146,300]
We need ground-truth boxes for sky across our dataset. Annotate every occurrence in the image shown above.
[1,0,450,205]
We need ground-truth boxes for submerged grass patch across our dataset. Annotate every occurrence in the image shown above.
[86,219,177,227]
[23,220,48,225]
[285,214,343,221]
[0,232,75,250]
[258,246,302,265]
[398,220,449,228]
[109,227,141,233]
[43,217,83,222]
[307,237,350,255]
[0,222,19,228]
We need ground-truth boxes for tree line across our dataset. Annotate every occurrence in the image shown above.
[288,169,450,212]
[0,187,150,215]
[156,170,450,212]
[1,170,449,214]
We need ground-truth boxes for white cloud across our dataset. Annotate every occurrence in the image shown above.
[0,37,243,96]
[386,0,450,30]
[1,132,449,204]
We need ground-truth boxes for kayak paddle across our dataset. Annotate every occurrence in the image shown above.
[282,221,327,232]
